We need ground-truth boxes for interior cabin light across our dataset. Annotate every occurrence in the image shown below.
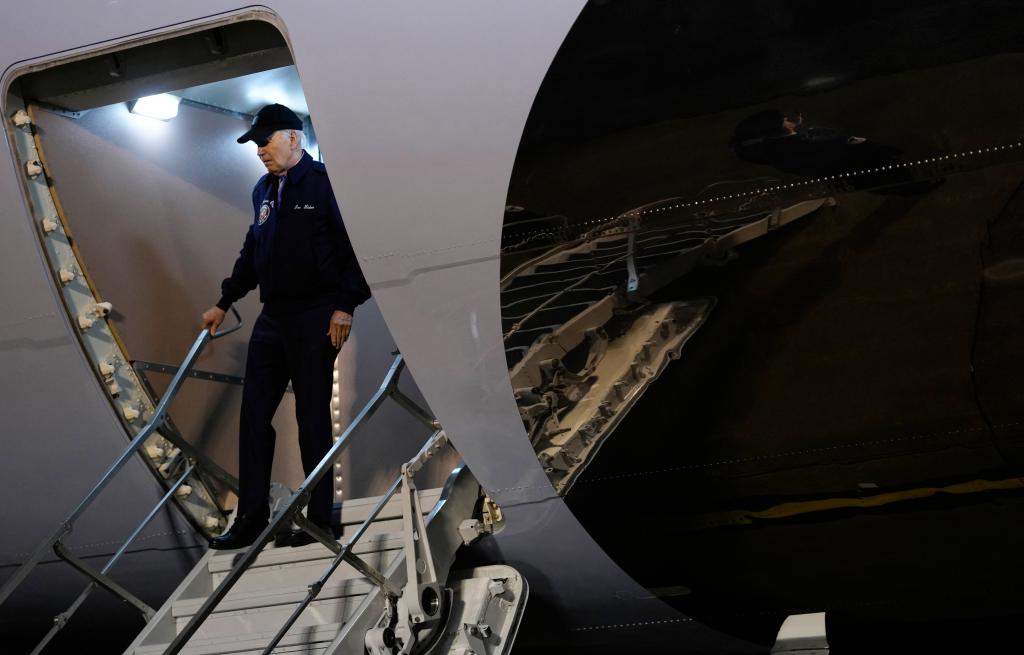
[129,94,180,120]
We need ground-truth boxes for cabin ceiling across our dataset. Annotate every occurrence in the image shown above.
[14,20,293,114]
[176,66,307,118]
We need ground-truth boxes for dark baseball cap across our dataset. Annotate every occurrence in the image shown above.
[237,103,303,144]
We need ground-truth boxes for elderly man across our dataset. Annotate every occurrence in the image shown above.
[202,103,370,549]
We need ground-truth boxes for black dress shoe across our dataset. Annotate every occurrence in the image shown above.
[209,515,269,550]
[289,522,342,548]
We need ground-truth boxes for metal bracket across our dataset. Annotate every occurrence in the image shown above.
[387,431,452,653]
[365,625,398,655]
[390,387,441,430]
[400,463,441,625]
[180,97,255,122]
[32,101,89,119]
[464,621,491,653]
[458,494,504,546]
[481,495,504,531]
[132,360,245,387]
[52,542,155,621]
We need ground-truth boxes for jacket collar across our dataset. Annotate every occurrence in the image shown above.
[263,150,312,190]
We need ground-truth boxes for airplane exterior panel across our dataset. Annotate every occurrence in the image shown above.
[279,1,589,505]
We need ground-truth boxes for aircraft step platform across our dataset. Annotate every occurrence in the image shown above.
[125,469,528,655]
[131,489,437,655]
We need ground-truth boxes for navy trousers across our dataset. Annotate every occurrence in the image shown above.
[237,304,337,525]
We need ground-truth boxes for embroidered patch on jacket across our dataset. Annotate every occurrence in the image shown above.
[258,200,271,225]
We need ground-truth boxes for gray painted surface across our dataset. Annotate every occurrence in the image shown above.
[288,2,572,505]
[0,3,742,651]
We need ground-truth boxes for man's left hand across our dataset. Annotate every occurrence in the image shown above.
[328,310,353,349]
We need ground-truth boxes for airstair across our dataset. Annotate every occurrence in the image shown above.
[0,314,526,655]
[128,463,522,655]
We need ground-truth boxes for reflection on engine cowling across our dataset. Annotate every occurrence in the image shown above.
[500,188,843,491]
[499,0,1024,646]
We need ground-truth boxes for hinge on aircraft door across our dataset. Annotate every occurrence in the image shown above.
[481,496,503,531]
[459,493,505,546]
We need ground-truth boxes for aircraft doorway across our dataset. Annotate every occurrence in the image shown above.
[4,16,456,652]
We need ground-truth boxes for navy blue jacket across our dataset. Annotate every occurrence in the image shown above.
[217,152,371,315]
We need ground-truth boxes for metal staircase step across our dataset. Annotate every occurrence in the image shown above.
[134,619,345,655]
[208,545,400,596]
[173,591,367,644]
[148,492,447,651]
[336,488,441,525]
[204,487,441,577]
[173,577,376,620]
[123,457,505,655]
[207,532,405,576]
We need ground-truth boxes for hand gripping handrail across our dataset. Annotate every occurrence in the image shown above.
[0,308,242,622]
[164,352,442,655]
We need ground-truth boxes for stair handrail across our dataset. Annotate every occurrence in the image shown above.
[0,307,243,616]
[164,352,443,655]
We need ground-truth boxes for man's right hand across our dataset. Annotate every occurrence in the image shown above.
[202,306,226,336]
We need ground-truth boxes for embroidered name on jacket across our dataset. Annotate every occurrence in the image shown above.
[294,204,316,210]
